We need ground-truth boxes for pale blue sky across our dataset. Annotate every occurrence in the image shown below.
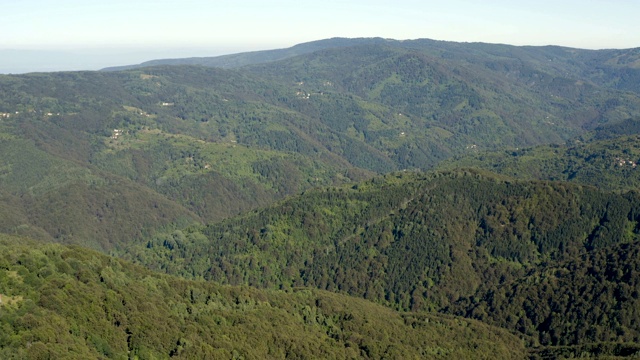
[1,0,639,72]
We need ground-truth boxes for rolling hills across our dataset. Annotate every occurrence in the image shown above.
[3,38,640,358]
[3,38,640,251]
[0,67,373,248]
[103,37,640,96]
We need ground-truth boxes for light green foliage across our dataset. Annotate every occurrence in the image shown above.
[440,121,640,192]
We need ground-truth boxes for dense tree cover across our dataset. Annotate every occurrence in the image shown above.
[439,121,640,192]
[587,118,640,142]
[452,240,640,358]
[0,69,373,249]
[122,170,640,313]
[106,37,640,97]
[0,234,525,359]
[0,136,199,249]
[3,39,640,358]
[246,42,640,158]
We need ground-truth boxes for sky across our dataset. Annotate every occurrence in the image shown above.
[1,0,639,73]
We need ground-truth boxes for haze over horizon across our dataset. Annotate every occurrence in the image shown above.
[2,0,639,74]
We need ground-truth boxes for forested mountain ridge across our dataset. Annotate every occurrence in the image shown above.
[101,38,379,71]
[144,39,640,170]
[103,37,640,95]
[14,38,640,170]
[0,133,200,249]
[242,41,640,166]
[121,170,640,352]
[0,234,526,359]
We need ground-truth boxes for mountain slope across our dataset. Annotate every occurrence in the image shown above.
[0,136,199,249]
[102,38,640,96]
[0,67,376,249]
[5,39,640,358]
[0,234,525,359]
[243,42,640,166]
[101,38,640,170]
[3,39,640,251]
[118,169,640,355]
[122,170,640,306]
[101,38,384,71]
[438,119,640,192]
[452,240,640,358]
[8,41,640,171]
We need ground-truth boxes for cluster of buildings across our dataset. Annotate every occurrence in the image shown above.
[111,129,124,140]
[0,111,18,118]
[615,157,637,168]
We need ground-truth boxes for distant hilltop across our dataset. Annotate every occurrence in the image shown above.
[100,37,396,71]
[100,36,640,72]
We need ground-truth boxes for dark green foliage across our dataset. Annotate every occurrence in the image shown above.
[0,66,376,249]
[591,118,640,141]
[105,38,640,100]
[454,241,640,351]
[529,343,640,360]
[244,41,640,168]
[120,170,640,356]
[0,137,199,249]
[0,235,525,359]
[111,169,640,357]
[123,170,640,310]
